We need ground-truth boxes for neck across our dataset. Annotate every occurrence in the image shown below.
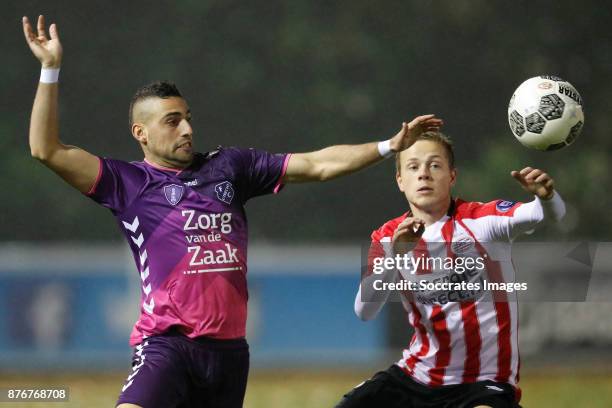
[409,198,452,226]
[144,155,190,171]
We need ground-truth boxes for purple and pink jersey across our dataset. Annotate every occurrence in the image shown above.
[86,147,290,346]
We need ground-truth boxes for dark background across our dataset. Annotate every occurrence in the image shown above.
[3,0,610,242]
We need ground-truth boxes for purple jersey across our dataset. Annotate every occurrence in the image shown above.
[86,147,290,345]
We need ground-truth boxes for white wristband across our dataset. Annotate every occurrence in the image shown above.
[40,67,60,83]
[377,140,395,158]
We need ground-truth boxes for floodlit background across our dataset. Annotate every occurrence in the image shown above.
[1,1,611,407]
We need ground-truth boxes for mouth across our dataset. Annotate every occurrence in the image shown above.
[175,141,192,151]
[417,186,434,193]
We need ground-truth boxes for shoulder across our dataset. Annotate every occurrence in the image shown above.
[454,198,522,219]
[371,213,408,241]
[99,157,148,178]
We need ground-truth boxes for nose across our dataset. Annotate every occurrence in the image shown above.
[179,118,193,139]
[417,164,431,180]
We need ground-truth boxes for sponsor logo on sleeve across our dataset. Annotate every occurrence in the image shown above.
[496,200,517,212]
[164,184,185,206]
[215,181,235,204]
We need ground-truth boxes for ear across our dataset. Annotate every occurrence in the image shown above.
[449,168,457,188]
[396,170,405,192]
[132,123,147,145]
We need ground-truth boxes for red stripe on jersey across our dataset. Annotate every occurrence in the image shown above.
[404,302,429,375]
[456,218,513,382]
[428,305,451,386]
[440,219,483,383]
[494,301,512,382]
[460,301,482,382]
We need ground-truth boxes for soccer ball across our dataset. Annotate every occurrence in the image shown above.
[507,76,584,151]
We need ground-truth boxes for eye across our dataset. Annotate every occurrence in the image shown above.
[407,164,418,171]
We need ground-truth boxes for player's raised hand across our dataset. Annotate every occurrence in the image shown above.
[392,217,425,255]
[22,15,62,68]
[511,167,555,200]
[390,114,444,152]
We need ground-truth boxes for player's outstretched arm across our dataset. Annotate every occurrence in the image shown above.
[507,167,566,238]
[23,15,99,194]
[282,115,443,183]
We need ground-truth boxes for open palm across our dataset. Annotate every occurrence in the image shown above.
[22,15,62,68]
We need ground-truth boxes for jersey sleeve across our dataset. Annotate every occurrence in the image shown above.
[468,193,565,241]
[230,148,290,201]
[85,157,147,213]
[507,192,566,239]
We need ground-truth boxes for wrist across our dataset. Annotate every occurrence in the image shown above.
[538,190,555,200]
[40,67,60,83]
[377,140,395,158]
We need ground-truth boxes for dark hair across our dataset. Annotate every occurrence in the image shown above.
[129,81,183,126]
[395,131,455,173]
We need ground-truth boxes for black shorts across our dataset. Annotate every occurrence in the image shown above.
[116,330,249,408]
[336,365,521,408]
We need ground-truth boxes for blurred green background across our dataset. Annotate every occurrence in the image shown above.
[2,2,611,407]
[3,0,610,242]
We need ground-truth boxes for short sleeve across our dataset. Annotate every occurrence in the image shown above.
[230,148,290,200]
[86,158,147,213]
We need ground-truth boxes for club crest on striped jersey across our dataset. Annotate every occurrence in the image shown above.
[496,200,517,212]
[215,181,235,204]
[451,235,476,255]
[163,184,185,206]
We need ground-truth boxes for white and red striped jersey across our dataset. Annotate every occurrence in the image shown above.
[356,193,565,399]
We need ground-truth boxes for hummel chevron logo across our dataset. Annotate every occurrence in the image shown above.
[139,250,148,266]
[131,233,144,248]
[485,385,504,392]
[122,216,139,233]
[140,266,149,281]
[143,298,155,314]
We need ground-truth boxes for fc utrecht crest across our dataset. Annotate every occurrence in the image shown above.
[164,184,185,206]
[215,181,235,204]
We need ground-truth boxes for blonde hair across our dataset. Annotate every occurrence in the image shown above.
[395,131,455,173]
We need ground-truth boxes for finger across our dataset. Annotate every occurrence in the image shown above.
[519,167,534,176]
[524,169,543,181]
[22,16,35,43]
[409,114,436,126]
[49,22,59,40]
[511,171,528,186]
[416,114,436,122]
[544,179,554,189]
[37,15,46,40]
[534,173,550,184]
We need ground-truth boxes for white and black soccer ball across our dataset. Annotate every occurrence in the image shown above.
[507,76,584,151]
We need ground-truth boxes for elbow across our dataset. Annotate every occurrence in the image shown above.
[317,165,342,182]
[30,148,49,162]
[30,144,59,163]
[355,308,370,321]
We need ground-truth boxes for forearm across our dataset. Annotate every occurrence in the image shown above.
[510,191,566,237]
[354,264,399,320]
[285,142,385,183]
[30,81,62,161]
